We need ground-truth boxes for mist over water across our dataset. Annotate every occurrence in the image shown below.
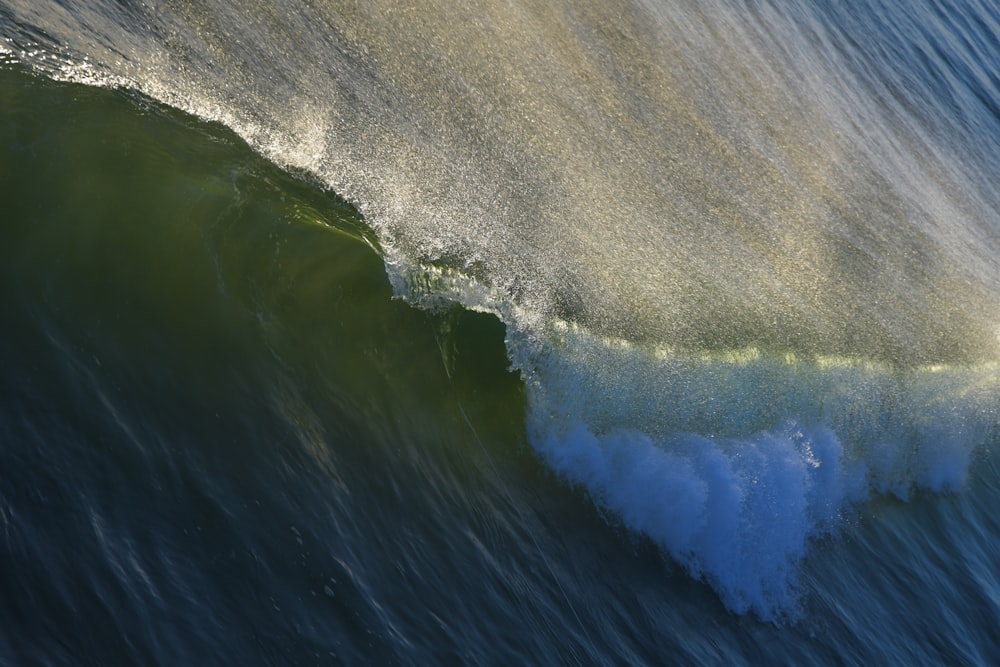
[4,0,1000,621]
[6,0,1000,360]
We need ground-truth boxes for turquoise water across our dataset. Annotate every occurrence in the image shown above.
[2,0,1000,664]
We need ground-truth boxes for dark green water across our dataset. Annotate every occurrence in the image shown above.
[0,67,568,664]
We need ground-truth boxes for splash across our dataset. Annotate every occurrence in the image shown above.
[519,321,1000,618]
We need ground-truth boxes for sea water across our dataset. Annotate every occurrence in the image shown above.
[1,0,999,664]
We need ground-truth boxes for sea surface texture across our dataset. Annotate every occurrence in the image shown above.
[2,0,1000,664]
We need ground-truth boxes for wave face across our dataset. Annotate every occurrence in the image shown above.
[4,0,1000,619]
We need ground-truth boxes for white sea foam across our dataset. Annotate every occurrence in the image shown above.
[532,419,860,618]
[513,321,1000,619]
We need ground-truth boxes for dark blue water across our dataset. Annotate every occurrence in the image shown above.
[2,1,1000,664]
